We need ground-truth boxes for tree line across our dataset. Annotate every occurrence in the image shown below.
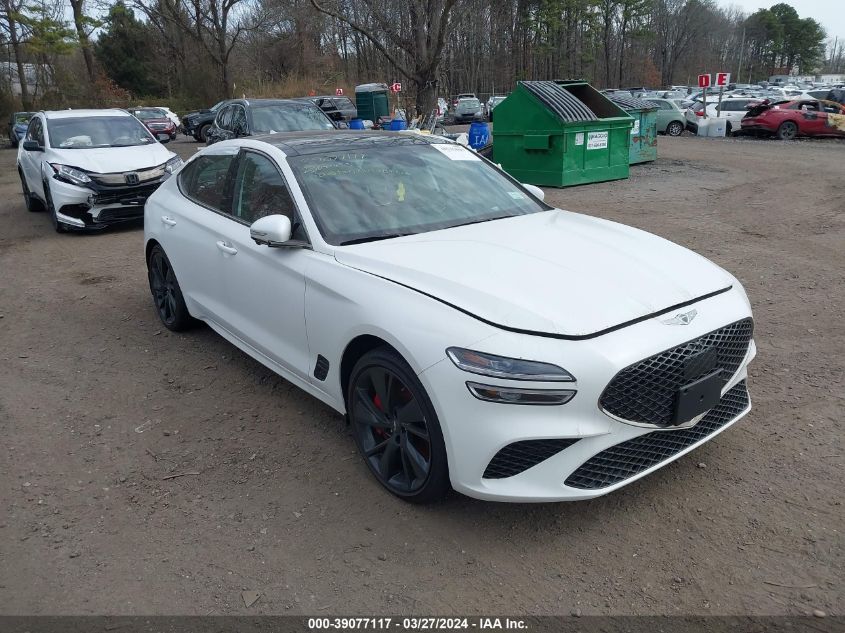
[0,0,838,114]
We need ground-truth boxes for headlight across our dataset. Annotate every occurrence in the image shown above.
[446,347,575,382]
[50,164,91,186]
[163,155,183,176]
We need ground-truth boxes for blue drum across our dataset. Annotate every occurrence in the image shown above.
[468,122,490,150]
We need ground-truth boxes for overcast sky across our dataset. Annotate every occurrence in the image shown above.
[724,0,844,42]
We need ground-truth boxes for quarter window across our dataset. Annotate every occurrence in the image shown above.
[179,154,235,212]
[231,106,248,135]
[217,106,234,130]
[231,152,296,225]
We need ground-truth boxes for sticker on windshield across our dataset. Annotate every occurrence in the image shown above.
[431,143,480,161]
[587,131,609,150]
[574,133,584,146]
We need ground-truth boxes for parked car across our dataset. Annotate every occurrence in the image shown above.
[485,96,507,121]
[645,99,686,136]
[305,95,358,123]
[8,111,34,147]
[128,107,177,141]
[452,93,476,108]
[453,98,483,123]
[17,109,182,232]
[143,131,756,503]
[182,101,228,142]
[205,98,335,145]
[741,99,845,140]
[707,98,758,136]
[153,106,181,128]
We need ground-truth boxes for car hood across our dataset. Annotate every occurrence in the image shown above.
[48,143,175,174]
[334,210,734,338]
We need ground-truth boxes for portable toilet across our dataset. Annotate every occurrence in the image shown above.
[492,80,633,187]
[606,93,658,164]
[355,83,390,124]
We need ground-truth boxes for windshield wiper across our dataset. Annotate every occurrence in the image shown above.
[340,233,412,245]
[446,215,514,230]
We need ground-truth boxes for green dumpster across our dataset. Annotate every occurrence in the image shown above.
[355,83,390,124]
[606,93,658,164]
[492,81,633,187]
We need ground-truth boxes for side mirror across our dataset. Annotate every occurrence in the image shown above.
[250,214,292,246]
[22,140,42,152]
[522,183,545,202]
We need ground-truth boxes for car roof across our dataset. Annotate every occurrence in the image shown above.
[251,130,452,156]
[42,108,130,119]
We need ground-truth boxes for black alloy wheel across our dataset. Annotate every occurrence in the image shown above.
[666,121,684,136]
[42,180,66,233]
[198,123,211,143]
[348,348,450,502]
[19,170,41,212]
[147,245,192,331]
[776,121,798,141]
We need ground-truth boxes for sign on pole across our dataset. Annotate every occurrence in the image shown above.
[715,72,731,87]
[390,82,402,93]
[335,88,343,96]
[698,74,711,89]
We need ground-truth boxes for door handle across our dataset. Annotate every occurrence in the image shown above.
[216,240,238,255]
[161,216,177,226]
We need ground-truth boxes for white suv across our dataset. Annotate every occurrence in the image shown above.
[17,109,182,232]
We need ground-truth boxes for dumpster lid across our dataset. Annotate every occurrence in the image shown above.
[606,93,658,111]
[520,81,598,122]
[355,83,389,93]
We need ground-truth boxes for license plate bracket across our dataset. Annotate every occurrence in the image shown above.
[673,370,723,424]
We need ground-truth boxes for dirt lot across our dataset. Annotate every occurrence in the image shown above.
[0,133,842,617]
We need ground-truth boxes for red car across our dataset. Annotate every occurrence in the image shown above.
[741,99,845,140]
[128,107,177,141]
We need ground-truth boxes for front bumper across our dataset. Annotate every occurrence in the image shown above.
[419,285,755,502]
[50,176,165,229]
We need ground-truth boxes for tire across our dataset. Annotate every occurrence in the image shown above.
[147,245,193,332]
[198,123,211,143]
[666,121,684,136]
[347,347,450,503]
[43,179,67,233]
[19,169,42,212]
[776,121,798,141]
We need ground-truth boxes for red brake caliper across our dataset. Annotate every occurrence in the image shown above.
[373,393,389,439]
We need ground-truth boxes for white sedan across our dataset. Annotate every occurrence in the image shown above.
[143,132,756,503]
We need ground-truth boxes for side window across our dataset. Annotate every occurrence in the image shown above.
[178,154,236,212]
[231,152,298,227]
[231,106,248,135]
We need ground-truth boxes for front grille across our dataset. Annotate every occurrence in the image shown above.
[599,318,753,426]
[565,381,749,490]
[93,183,159,206]
[483,439,580,479]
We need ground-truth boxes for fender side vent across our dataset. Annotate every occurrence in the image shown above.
[314,355,330,381]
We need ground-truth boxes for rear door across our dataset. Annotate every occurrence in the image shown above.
[163,145,239,322]
[794,101,828,135]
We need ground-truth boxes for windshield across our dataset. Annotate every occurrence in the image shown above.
[251,103,334,133]
[132,108,167,120]
[14,112,33,124]
[47,116,155,149]
[458,99,480,108]
[288,141,548,245]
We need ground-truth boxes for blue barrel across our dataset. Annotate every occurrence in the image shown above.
[468,122,490,150]
[389,119,407,131]
[349,119,365,130]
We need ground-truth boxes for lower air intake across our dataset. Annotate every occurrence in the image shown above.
[483,439,579,479]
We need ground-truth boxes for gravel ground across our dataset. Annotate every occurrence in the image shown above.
[0,133,842,617]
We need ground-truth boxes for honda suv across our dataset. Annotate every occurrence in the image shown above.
[17,109,182,232]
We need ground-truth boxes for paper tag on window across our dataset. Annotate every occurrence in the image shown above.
[431,143,480,161]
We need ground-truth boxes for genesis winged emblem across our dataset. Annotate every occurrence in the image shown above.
[662,309,698,325]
